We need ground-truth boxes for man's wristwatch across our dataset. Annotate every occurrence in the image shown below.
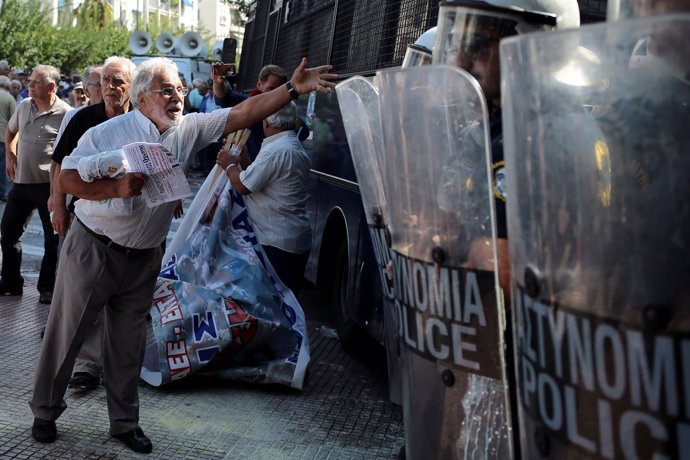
[285,81,299,100]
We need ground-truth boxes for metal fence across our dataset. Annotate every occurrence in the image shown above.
[237,0,438,90]
[579,0,608,23]
[237,0,608,92]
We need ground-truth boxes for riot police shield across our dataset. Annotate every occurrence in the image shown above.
[377,64,513,459]
[501,15,690,459]
[607,0,689,21]
[335,76,402,405]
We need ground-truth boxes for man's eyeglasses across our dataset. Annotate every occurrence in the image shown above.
[150,87,189,98]
[102,75,127,87]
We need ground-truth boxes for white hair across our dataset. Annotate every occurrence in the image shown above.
[130,57,179,108]
[102,56,135,81]
[266,101,297,130]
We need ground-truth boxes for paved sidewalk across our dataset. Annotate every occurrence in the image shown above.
[0,278,404,459]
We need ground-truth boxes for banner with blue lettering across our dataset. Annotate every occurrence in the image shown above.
[140,166,310,389]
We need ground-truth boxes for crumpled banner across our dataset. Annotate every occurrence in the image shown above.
[140,167,310,389]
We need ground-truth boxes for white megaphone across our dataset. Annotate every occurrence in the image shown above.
[156,32,178,54]
[178,31,208,58]
[211,41,224,61]
[129,30,152,55]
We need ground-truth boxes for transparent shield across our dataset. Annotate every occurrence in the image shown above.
[335,76,387,225]
[377,64,512,459]
[335,76,401,404]
[501,15,690,459]
[607,0,689,21]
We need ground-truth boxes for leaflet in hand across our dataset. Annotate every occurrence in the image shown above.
[122,142,193,207]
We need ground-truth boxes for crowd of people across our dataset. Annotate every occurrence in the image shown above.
[0,54,337,454]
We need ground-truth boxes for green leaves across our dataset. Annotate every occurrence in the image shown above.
[0,0,129,75]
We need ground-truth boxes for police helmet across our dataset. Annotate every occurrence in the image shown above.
[608,0,690,21]
[434,0,580,65]
[402,27,437,68]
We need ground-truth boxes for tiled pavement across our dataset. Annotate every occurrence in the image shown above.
[0,279,404,459]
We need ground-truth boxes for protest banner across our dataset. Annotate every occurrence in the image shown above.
[141,150,310,389]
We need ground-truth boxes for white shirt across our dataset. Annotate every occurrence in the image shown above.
[52,104,88,149]
[240,130,312,253]
[63,108,230,248]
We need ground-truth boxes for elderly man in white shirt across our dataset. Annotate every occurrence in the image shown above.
[217,101,311,295]
[29,56,336,454]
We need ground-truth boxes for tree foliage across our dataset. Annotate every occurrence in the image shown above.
[223,0,251,24]
[0,0,130,75]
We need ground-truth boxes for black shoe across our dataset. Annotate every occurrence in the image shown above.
[38,291,52,304]
[32,418,56,443]
[68,372,100,391]
[113,427,152,454]
[0,278,22,296]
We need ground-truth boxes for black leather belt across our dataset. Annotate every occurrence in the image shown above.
[77,219,155,257]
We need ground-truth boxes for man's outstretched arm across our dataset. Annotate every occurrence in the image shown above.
[222,58,337,135]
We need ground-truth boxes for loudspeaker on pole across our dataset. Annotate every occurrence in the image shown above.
[178,31,209,58]
[156,32,179,54]
[129,30,153,55]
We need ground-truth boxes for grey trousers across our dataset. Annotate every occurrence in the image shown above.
[73,311,104,376]
[58,215,104,378]
[29,222,162,435]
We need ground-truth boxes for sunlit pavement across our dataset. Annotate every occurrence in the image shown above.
[0,172,404,459]
[0,280,403,459]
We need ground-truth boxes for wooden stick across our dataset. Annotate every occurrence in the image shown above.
[237,129,251,149]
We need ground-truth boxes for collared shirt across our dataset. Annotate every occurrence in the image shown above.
[0,88,17,143]
[52,102,113,165]
[62,108,230,248]
[188,88,203,110]
[53,102,119,212]
[199,93,220,113]
[52,103,89,149]
[7,97,71,184]
[240,130,312,253]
